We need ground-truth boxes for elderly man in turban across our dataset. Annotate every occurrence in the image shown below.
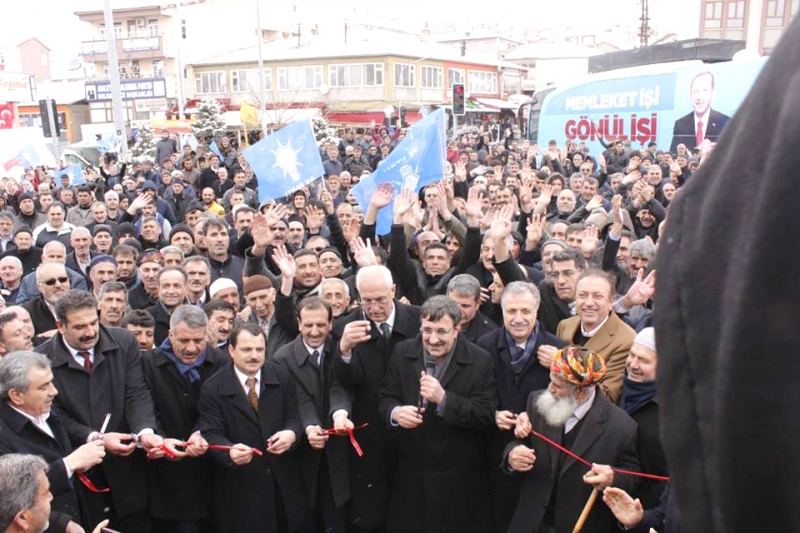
[504,346,640,533]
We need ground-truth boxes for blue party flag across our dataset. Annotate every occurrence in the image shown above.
[349,108,446,235]
[58,165,85,186]
[209,140,223,158]
[242,119,325,202]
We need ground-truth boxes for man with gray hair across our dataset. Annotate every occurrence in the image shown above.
[446,274,495,343]
[477,281,566,533]
[330,265,421,532]
[16,242,88,305]
[0,352,106,532]
[378,295,497,532]
[141,305,226,531]
[0,454,51,533]
[0,257,24,305]
[22,262,72,340]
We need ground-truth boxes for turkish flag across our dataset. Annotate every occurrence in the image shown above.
[0,104,15,129]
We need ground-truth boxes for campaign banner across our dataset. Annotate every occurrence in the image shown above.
[536,58,768,154]
[0,72,34,103]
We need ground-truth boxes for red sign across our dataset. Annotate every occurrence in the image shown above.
[0,104,14,129]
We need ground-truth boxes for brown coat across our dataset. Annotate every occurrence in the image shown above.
[556,312,635,402]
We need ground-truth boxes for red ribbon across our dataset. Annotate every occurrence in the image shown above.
[321,423,369,457]
[76,471,110,493]
[529,428,670,482]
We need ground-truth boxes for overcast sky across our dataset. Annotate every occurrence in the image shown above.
[5,0,701,63]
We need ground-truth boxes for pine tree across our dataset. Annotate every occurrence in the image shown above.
[131,122,157,164]
[311,114,338,146]
[191,98,227,145]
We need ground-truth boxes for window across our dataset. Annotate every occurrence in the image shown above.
[128,21,137,38]
[792,0,799,16]
[448,68,465,88]
[725,0,746,27]
[194,71,227,94]
[394,63,415,87]
[148,19,160,37]
[328,63,384,87]
[419,65,443,89]
[766,0,786,26]
[114,23,123,39]
[152,60,164,78]
[704,1,723,28]
[231,69,271,92]
[277,66,322,90]
[468,70,498,94]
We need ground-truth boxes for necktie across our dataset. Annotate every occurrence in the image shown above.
[696,120,704,148]
[245,377,259,412]
[78,351,92,373]
[379,323,391,352]
[311,349,321,367]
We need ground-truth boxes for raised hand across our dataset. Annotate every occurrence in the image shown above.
[272,244,296,279]
[393,187,415,225]
[622,268,657,308]
[464,186,483,225]
[454,160,468,182]
[627,155,642,173]
[490,204,514,241]
[305,205,325,231]
[342,218,360,244]
[519,177,534,213]
[537,184,554,207]
[622,170,642,186]
[249,213,274,250]
[350,237,378,267]
[370,182,394,209]
[585,194,604,212]
[320,190,335,215]
[264,203,291,227]
[580,225,600,256]
[526,213,545,249]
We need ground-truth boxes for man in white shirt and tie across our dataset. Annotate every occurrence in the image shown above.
[669,70,731,154]
[0,350,106,531]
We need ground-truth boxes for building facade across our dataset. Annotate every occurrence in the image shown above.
[699,0,799,53]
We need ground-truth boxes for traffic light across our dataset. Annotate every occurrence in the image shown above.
[39,99,60,138]
[452,84,465,116]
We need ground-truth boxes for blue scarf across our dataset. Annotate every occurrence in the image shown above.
[159,338,207,384]
[620,374,657,414]
[504,324,539,375]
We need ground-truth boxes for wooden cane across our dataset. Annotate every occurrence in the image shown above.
[572,488,600,533]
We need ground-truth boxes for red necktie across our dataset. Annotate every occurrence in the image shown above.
[696,120,704,148]
[79,351,92,373]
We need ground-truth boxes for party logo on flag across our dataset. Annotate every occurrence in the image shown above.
[242,119,325,202]
[2,145,42,172]
[350,108,446,235]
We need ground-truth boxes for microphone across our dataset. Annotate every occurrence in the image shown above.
[421,362,436,410]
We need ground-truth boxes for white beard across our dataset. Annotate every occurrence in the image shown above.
[535,390,579,427]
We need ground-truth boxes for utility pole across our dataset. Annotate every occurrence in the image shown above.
[175,0,186,119]
[103,0,128,155]
[639,0,650,48]
[255,0,268,134]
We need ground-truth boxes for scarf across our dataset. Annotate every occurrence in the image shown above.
[504,324,539,375]
[159,338,207,384]
[620,374,657,414]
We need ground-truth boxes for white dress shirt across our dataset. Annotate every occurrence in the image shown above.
[234,366,260,399]
[565,386,596,433]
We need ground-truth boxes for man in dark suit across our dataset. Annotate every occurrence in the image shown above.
[22,262,71,341]
[0,351,106,532]
[329,265,421,533]
[142,305,227,532]
[144,266,189,346]
[196,323,308,533]
[477,281,566,533]
[505,347,639,533]
[35,289,163,532]
[379,296,498,533]
[274,297,351,533]
[669,71,731,154]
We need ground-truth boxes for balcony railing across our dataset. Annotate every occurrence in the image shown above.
[81,35,165,57]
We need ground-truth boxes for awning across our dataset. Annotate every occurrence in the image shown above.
[475,98,519,110]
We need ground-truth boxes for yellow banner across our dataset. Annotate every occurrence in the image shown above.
[240,100,259,126]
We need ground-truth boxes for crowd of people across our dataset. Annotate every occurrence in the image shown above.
[0,121,685,533]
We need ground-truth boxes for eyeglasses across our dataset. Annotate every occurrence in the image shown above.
[360,296,389,308]
[42,276,69,286]
[420,326,455,337]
